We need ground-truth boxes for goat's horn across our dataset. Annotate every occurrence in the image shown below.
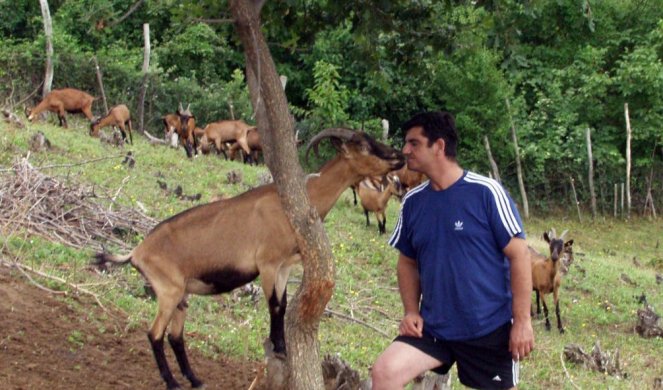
[559,229,568,239]
[551,227,557,238]
[178,102,183,112]
[186,103,190,112]
[305,127,357,161]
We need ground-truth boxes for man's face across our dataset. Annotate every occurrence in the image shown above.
[403,126,440,173]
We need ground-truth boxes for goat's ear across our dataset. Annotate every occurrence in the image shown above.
[564,239,574,248]
[543,232,551,243]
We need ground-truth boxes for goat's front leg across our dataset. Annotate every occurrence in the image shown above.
[540,295,551,331]
[268,287,287,355]
[553,288,564,333]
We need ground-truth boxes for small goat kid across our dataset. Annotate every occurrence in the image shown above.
[94,128,404,390]
[357,174,403,234]
[27,88,95,128]
[530,229,574,333]
[228,127,262,164]
[90,104,133,144]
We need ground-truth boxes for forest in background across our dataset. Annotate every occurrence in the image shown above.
[1,0,661,216]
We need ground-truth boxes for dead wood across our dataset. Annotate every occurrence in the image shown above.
[2,108,26,128]
[635,304,663,338]
[0,157,157,252]
[563,341,626,379]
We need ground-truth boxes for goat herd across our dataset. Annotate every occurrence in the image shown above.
[27,88,575,390]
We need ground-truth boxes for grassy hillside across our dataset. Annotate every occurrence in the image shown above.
[1,117,661,389]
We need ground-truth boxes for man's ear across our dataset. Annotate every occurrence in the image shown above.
[434,138,446,155]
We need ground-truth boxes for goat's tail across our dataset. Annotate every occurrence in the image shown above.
[92,251,132,271]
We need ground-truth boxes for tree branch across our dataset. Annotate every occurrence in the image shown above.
[106,0,145,29]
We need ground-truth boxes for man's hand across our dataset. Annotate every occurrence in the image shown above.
[509,319,535,361]
[399,312,424,338]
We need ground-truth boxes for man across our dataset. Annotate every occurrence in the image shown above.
[371,111,534,390]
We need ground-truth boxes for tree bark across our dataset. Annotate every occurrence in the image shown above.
[624,103,632,219]
[586,128,597,219]
[505,98,529,219]
[570,176,582,222]
[137,23,150,134]
[483,135,501,183]
[93,56,109,115]
[230,2,334,389]
[38,0,53,98]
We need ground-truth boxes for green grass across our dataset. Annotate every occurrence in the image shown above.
[1,118,661,389]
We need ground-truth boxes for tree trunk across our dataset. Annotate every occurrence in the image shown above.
[93,56,109,115]
[483,135,501,183]
[586,128,597,219]
[624,103,632,219]
[230,2,334,389]
[570,176,582,222]
[38,0,53,98]
[505,98,529,218]
[137,23,150,134]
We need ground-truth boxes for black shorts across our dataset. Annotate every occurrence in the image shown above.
[394,321,519,389]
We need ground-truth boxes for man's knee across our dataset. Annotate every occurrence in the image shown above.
[371,357,405,389]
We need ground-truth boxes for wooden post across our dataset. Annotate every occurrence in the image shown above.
[643,146,658,218]
[38,0,53,98]
[505,98,529,218]
[613,184,618,218]
[137,23,150,133]
[586,128,597,219]
[570,176,582,222]
[484,135,501,183]
[93,56,109,115]
[381,119,390,142]
[620,182,625,218]
[624,103,632,219]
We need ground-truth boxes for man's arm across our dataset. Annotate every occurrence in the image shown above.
[503,237,535,360]
[397,252,423,337]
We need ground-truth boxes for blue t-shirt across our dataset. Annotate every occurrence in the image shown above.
[388,171,525,341]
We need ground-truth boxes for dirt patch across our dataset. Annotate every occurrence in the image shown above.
[0,267,260,389]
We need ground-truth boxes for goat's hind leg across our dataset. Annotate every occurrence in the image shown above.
[148,289,185,389]
[168,297,204,388]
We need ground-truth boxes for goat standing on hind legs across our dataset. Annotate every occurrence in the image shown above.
[530,228,574,333]
[93,128,404,390]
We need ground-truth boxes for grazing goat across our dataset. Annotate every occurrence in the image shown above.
[228,127,262,164]
[27,88,95,128]
[177,103,198,158]
[530,229,574,333]
[357,174,403,234]
[90,104,133,144]
[93,128,404,390]
[199,120,254,159]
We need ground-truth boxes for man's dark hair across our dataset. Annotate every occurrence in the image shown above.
[401,111,458,158]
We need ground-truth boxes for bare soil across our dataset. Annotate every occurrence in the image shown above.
[0,267,260,390]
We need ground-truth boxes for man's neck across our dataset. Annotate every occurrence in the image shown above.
[428,163,463,191]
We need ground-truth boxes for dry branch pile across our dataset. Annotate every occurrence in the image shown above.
[564,341,626,379]
[0,157,157,251]
[636,304,663,338]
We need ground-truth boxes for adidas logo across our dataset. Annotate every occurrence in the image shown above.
[454,220,463,231]
[492,375,502,382]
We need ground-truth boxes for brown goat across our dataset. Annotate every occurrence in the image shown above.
[228,127,262,164]
[162,113,181,137]
[177,104,198,158]
[27,88,95,128]
[357,174,403,234]
[93,128,404,390]
[530,229,573,333]
[392,164,426,193]
[199,120,253,159]
[90,104,133,144]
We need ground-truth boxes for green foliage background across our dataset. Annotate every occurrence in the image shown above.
[2,0,661,215]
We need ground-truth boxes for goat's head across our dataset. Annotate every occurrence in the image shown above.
[89,117,102,135]
[543,228,572,262]
[306,128,404,176]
